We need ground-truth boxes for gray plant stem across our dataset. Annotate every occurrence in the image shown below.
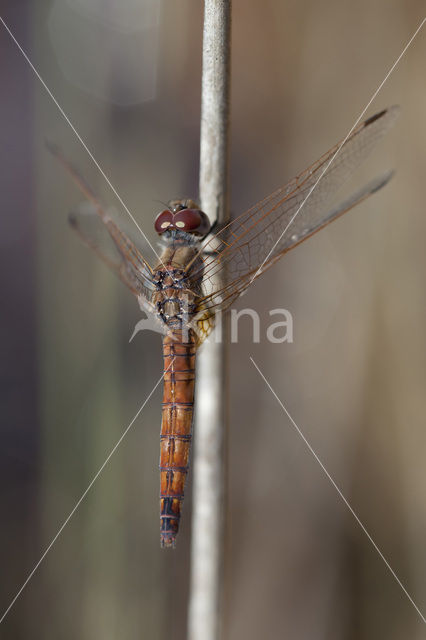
[188,2,231,640]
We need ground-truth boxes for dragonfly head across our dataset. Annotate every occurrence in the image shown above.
[155,199,211,237]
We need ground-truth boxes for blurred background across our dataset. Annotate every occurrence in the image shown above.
[1,1,425,638]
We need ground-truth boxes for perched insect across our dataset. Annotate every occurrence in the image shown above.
[49,106,399,547]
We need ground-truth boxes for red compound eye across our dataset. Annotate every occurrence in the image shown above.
[154,207,211,236]
[154,210,173,234]
[173,209,211,236]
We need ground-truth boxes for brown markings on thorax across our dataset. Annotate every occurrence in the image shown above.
[153,244,203,330]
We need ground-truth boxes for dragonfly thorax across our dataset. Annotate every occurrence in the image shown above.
[153,269,197,326]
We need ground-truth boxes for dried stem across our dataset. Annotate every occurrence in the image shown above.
[188,2,231,640]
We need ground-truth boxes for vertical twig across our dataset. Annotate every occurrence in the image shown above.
[188,2,231,640]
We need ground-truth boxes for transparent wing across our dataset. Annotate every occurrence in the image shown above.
[192,170,393,341]
[48,143,157,308]
[191,106,399,327]
[70,203,157,308]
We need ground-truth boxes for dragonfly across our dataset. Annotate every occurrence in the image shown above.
[49,105,399,548]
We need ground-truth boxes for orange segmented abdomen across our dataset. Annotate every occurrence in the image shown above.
[160,332,196,548]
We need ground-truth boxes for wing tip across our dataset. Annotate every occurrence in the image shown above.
[370,168,395,194]
[364,105,400,129]
[45,138,61,157]
[68,211,78,228]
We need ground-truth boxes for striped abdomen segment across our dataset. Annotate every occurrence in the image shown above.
[160,331,196,548]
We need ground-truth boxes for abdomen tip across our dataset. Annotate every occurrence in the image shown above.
[160,533,177,549]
